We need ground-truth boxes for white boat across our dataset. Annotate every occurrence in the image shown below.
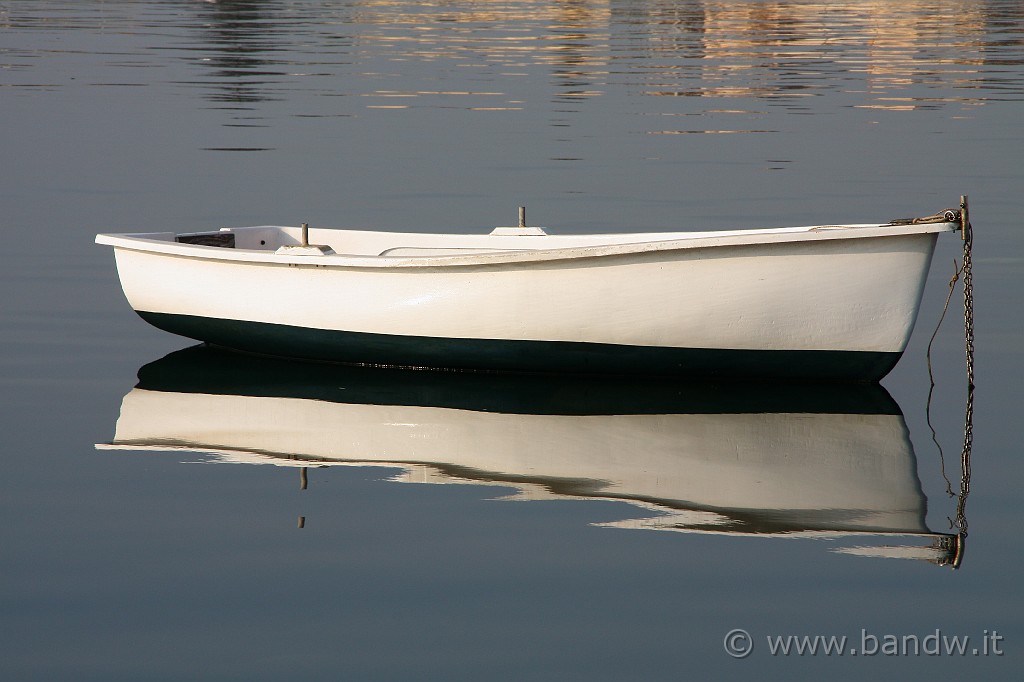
[97,346,964,566]
[95,204,963,380]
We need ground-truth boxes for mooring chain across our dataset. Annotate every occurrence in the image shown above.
[921,199,974,556]
[962,220,975,390]
[955,216,974,540]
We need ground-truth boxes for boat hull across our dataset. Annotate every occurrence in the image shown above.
[102,222,948,380]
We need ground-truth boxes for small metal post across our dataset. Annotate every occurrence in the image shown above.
[518,206,526,228]
[301,222,309,246]
[959,196,969,240]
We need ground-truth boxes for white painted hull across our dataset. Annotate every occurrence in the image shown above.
[96,215,957,379]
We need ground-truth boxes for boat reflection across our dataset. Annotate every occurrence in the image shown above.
[100,346,964,567]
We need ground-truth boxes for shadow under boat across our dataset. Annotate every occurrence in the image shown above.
[98,345,964,567]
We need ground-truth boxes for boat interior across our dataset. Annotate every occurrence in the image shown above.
[168,223,851,258]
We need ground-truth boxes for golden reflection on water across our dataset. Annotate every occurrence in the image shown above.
[3,1,1021,123]
[343,0,1019,116]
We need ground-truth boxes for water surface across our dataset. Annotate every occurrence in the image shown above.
[1,2,1021,679]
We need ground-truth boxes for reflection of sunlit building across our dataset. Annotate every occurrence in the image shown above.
[843,1,986,111]
[628,1,992,112]
[350,0,612,106]
[173,0,1021,116]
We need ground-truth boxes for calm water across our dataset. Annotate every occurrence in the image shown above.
[2,1,1022,679]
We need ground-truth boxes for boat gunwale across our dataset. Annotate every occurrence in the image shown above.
[95,220,957,269]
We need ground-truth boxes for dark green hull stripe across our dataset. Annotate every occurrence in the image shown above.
[137,311,902,382]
